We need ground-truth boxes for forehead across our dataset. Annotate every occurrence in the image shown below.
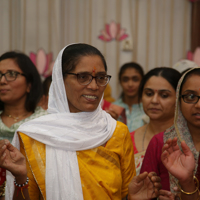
[144,76,174,91]
[182,74,200,92]
[74,55,105,72]
[0,58,21,72]
[121,68,141,77]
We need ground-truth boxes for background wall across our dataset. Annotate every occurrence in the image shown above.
[0,0,192,99]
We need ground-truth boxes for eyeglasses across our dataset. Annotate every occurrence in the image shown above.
[181,94,200,104]
[65,72,111,86]
[0,70,25,82]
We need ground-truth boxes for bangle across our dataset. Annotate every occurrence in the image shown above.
[0,181,6,197]
[177,176,199,195]
[14,177,29,199]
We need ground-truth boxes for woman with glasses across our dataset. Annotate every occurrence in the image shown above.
[141,67,200,199]
[0,44,161,200]
[0,51,47,198]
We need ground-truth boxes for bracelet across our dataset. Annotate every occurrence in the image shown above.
[14,177,29,199]
[179,189,200,200]
[0,181,6,197]
[177,176,199,195]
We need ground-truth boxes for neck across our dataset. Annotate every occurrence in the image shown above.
[3,104,29,117]
[123,95,139,107]
[187,123,200,151]
[147,117,174,136]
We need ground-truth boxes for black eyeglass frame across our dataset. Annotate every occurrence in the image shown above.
[0,71,26,82]
[65,72,111,86]
[181,94,200,104]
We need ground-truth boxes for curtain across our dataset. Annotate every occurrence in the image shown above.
[191,0,200,52]
[0,0,191,98]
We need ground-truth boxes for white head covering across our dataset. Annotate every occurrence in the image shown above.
[172,59,198,73]
[6,44,117,200]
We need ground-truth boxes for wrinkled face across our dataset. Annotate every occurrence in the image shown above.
[0,58,30,105]
[64,55,107,113]
[180,75,200,128]
[142,76,176,121]
[120,68,142,98]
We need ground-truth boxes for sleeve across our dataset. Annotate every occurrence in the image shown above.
[19,137,41,200]
[120,126,136,198]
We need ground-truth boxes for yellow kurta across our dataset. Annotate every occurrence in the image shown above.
[18,121,136,200]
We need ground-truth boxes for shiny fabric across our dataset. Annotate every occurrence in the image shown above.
[5,44,117,200]
[18,121,135,200]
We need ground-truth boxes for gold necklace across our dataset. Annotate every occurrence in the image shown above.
[5,113,29,122]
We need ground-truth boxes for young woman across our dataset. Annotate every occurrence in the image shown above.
[131,67,181,175]
[0,51,47,198]
[0,44,161,200]
[143,67,200,199]
[113,62,145,132]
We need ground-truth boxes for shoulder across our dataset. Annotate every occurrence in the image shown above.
[113,98,124,106]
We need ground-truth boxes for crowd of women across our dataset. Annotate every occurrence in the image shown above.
[0,43,199,200]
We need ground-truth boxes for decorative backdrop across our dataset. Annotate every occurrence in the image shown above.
[0,0,192,98]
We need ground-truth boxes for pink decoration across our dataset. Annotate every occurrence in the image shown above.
[187,47,200,66]
[29,49,55,78]
[98,21,129,42]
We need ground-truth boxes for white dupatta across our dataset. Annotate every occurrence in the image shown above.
[6,44,117,200]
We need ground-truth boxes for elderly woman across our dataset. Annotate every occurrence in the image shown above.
[0,51,47,198]
[0,44,161,200]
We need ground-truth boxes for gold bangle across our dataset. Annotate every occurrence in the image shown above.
[179,189,200,200]
[177,176,199,195]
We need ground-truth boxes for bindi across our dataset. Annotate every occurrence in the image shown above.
[92,66,96,75]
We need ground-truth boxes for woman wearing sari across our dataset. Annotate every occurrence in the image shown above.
[141,67,200,199]
[0,44,161,200]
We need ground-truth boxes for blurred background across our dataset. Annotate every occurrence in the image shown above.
[0,0,199,99]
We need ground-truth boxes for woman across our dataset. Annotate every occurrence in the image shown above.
[0,51,47,198]
[113,62,145,132]
[144,67,200,199]
[0,44,161,200]
[132,67,181,175]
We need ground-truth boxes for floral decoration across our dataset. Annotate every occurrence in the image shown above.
[98,21,128,42]
[29,49,54,79]
[186,47,200,67]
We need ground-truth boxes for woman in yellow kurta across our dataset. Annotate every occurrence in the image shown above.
[0,44,161,200]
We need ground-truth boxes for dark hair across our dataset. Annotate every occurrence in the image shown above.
[0,51,43,112]
[119,62,144,81]
[43,75,52,96]
[180,68,200,95]
[139,67,181,101]
[62,43,107,76]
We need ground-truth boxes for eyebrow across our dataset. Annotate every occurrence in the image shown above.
[76,71,106,75]
[182,89,197,94]
[144,88,172,93]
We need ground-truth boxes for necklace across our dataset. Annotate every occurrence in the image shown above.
[5,113,29,122]
[142,124,149,151]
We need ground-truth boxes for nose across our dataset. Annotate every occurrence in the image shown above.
[0,75,7,84]
[195,97,200,108]
[151,93,159,103]
[87,77,98,90]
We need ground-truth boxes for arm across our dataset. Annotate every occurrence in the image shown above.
[161,137,199,200]
[119,126,161,200]
[0,139,31,200]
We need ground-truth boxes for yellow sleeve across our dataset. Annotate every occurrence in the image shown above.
[120,125,136,198]
[19,135,42,200]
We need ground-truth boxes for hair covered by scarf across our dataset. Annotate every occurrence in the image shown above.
[5,44,117,200]
[164,67,200,193]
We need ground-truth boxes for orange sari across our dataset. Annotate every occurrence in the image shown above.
[19,121,135,200]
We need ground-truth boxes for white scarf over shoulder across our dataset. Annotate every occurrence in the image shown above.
[6,44,117,200]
